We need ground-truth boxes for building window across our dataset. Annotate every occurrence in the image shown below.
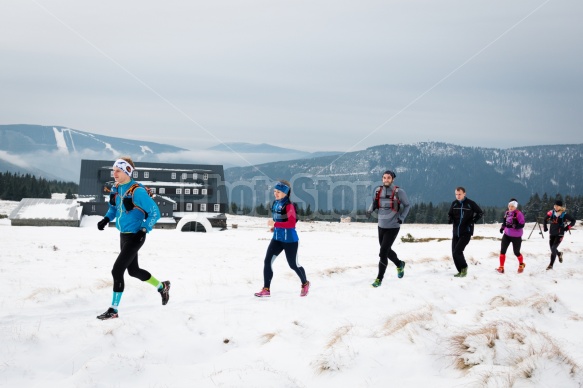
[201,189,208,195]
[214,204,220,212]
[182,173,187,180]
[133,171,138,178]
[186,203,193,211]
[176,188,182,195]
[203,173,208,180]
[150,188,156,194]
[200,203,207,211]
[185,189,191,195]
[144,172,149,178]
[159,188,165,194]
[171,173,176,179]
[193,173,198,180]
[193,189,199,195]
[173,203,177,210]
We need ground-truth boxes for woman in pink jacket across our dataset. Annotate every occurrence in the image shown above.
[497,199,526,274]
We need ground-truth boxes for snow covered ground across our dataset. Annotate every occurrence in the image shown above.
[1,207,582,387]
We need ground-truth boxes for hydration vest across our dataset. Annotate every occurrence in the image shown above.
[373,185,400,212]
[107,182,153,219]
[503,210,523,228]
[547,210,566,225]
[272,199,298,222]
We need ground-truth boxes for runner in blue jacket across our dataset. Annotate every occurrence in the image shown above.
[95,157,170,320]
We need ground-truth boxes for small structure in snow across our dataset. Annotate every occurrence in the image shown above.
[9,199,82,227]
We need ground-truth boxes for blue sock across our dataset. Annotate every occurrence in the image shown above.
[111,291,123,311]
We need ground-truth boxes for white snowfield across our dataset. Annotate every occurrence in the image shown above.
[1,213,582,387]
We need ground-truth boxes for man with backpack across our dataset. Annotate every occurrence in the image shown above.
[448,187,483,278]
[366,170,411,287]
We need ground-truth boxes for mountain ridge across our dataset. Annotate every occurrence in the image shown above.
[224,142,583,207]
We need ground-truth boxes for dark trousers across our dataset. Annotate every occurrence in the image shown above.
[549,235,564,266]
[452,234,471,272]
[112,233,151,292]
[263,239,307,288]
[500,234,522,257]
[377,227,402,280]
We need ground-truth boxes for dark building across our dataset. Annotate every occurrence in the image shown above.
[79,159,228,228]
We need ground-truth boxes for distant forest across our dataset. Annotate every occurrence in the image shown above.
[0,172,78,201]
[231,192,582,224]
[1,171,580,225]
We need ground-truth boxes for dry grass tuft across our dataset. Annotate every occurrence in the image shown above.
[24,287,61,301]
[400,233,449,243]
[325,325,353,349]
[489,295,522,308]
[377,306,433,337]
[471,236,499,241]
[488,294,559,315]
[311,324,356,374]
[321,266,362,277]
[447,321,582,382]
[94,279,112,290]
[450,325,499,370]
[260,332,277,344]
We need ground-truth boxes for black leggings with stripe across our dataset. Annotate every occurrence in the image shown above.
[262,239,307,289]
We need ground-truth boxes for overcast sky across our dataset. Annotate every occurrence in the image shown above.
[1,0,582,153]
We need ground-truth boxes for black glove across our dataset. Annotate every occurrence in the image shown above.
[543,226,548,232]
[500,227,504,234]
[397,218,402,224]
[97,217,110,230]
[136,228,146,242]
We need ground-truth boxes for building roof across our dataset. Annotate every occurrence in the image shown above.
[9,199,82,221]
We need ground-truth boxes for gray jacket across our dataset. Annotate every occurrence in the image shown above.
[368,184,411,229]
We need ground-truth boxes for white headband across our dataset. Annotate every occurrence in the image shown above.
[509,200,518,208]
[113,159,134,177]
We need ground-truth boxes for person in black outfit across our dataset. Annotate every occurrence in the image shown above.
[543,199,576,270]
[447,187,483,277]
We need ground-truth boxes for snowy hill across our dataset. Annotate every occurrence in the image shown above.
[0,124,186,155]
[1,212,583,387]
[0,124,187,181]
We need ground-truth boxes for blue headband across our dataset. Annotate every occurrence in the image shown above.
[274,182,290,195]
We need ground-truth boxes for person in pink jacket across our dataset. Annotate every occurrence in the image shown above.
[497,198,526,274]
